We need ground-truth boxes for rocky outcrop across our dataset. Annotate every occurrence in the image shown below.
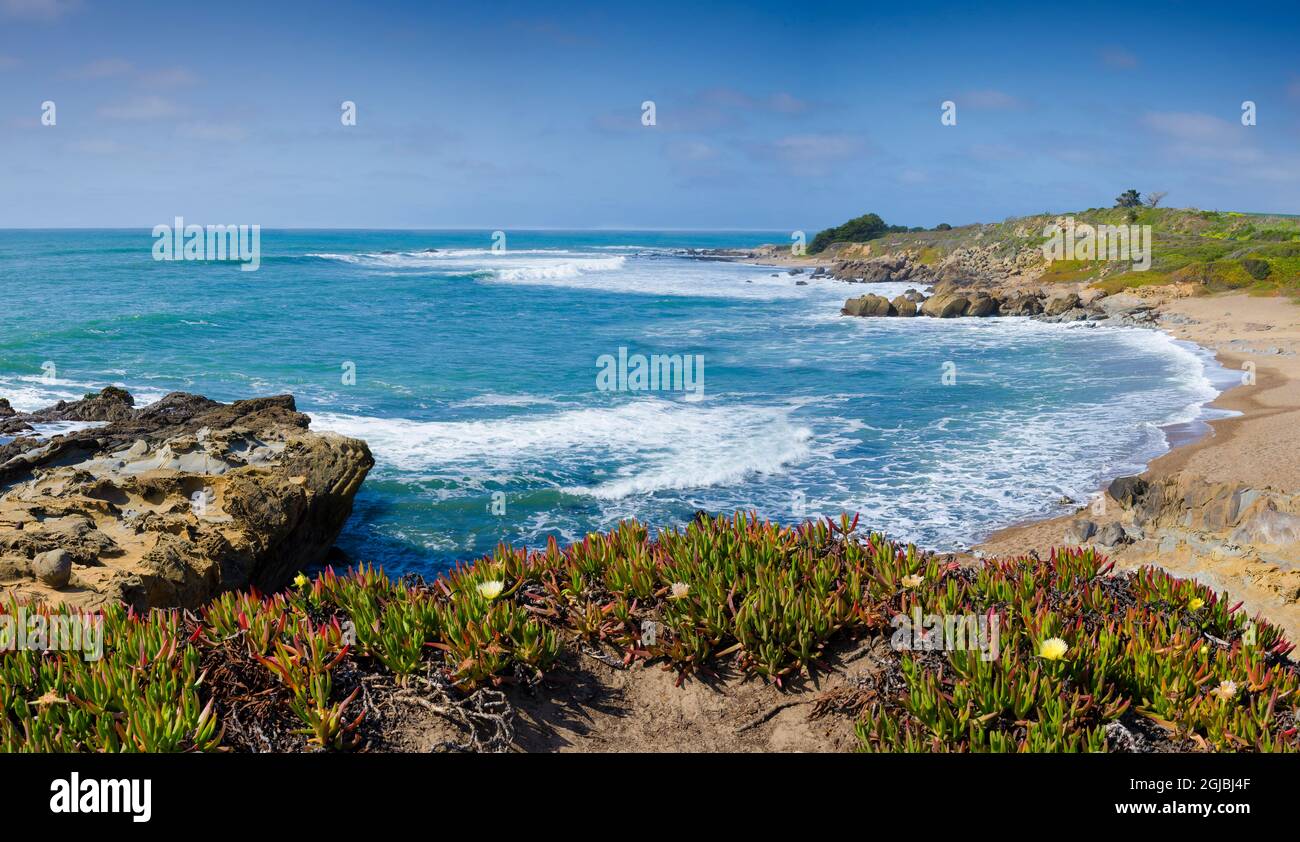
[840,279,1167,327]
[0,389,373,610]
[1097,293,1158,324]
[1067,473,1300,625]
[833,254,935,284]
[828,241,1045,286]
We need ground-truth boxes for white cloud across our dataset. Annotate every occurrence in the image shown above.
[1100,47,1138,70]
[1142,110,1300,181]
[968,143,1024,162]
[139,66,198,88]
[68,58,134,79]
[664,140,720,162]
[1142,111,1240,145]
[1,0,78,20]
[750,133,868,176]
[767,92,810,114]
[71,138,129,155]
[98,95,182,120]
[67,60,199,87]
[614,88,816,135]
[698,87,812,114]
[177,121,248,142]
[765,133,863,164]
[960,89,1025,110]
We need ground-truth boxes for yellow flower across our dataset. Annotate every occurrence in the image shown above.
[901,574,924,589]
[1211,680,1238,702]
[1038,637,1069,661]
[669,582,690,600]
[293,573,310,589]
[1188,597,1205,611]
[477,580,504,601]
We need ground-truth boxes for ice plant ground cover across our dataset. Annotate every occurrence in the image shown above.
[0,513,1295,752]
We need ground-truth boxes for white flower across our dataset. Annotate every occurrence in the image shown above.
[1038,637,1069,661]
[1211,680,1238,702]
[477,580,504,601]
[669,582,690,600]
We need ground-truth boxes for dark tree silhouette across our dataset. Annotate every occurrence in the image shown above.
[1114,189,1142,208]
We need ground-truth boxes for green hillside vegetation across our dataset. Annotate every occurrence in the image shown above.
[811,206,1300,296]
[808,213,918,253]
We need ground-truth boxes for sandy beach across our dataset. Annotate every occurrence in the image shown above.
[980,292,1300,640]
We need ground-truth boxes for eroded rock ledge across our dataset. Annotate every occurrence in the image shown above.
[1057,473,1300,639]
[0,388,373,610]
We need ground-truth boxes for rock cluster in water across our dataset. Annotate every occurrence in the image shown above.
[841,279,1160,326]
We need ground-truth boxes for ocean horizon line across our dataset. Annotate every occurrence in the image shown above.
[0,226,797,234]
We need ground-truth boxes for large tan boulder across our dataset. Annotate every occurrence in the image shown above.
[32,549,71,588]
[1045,291,1080,316]
[841,294,894,317]
[890,295,918,317]
[965,293,999,317]
[999,292,1043,316]
[920,292,970,318]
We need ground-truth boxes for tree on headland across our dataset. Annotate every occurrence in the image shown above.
[1114,189,1143,208]
[809,213,911,253]
[1144,191,1168,208]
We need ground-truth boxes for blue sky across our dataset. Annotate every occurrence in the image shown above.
[1,0,1298,229]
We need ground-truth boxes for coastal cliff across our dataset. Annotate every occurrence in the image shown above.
[0,388,373,610]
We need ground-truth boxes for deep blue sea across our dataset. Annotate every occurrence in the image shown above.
[0,229,1231,577]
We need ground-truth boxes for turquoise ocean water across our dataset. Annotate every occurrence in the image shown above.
[0,229,1232,577]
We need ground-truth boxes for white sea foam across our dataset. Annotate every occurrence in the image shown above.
[0,374,169,413]
[786,338,1229,550]
[310,248,598,267]
[450,393,566,409]
[310,249,628,281]
[0,375,104,412]
[490,256,627,281]
[311,399,811,498]
[310,247,826,300]
[1107,327,1225,424]
[27,420,108,439]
